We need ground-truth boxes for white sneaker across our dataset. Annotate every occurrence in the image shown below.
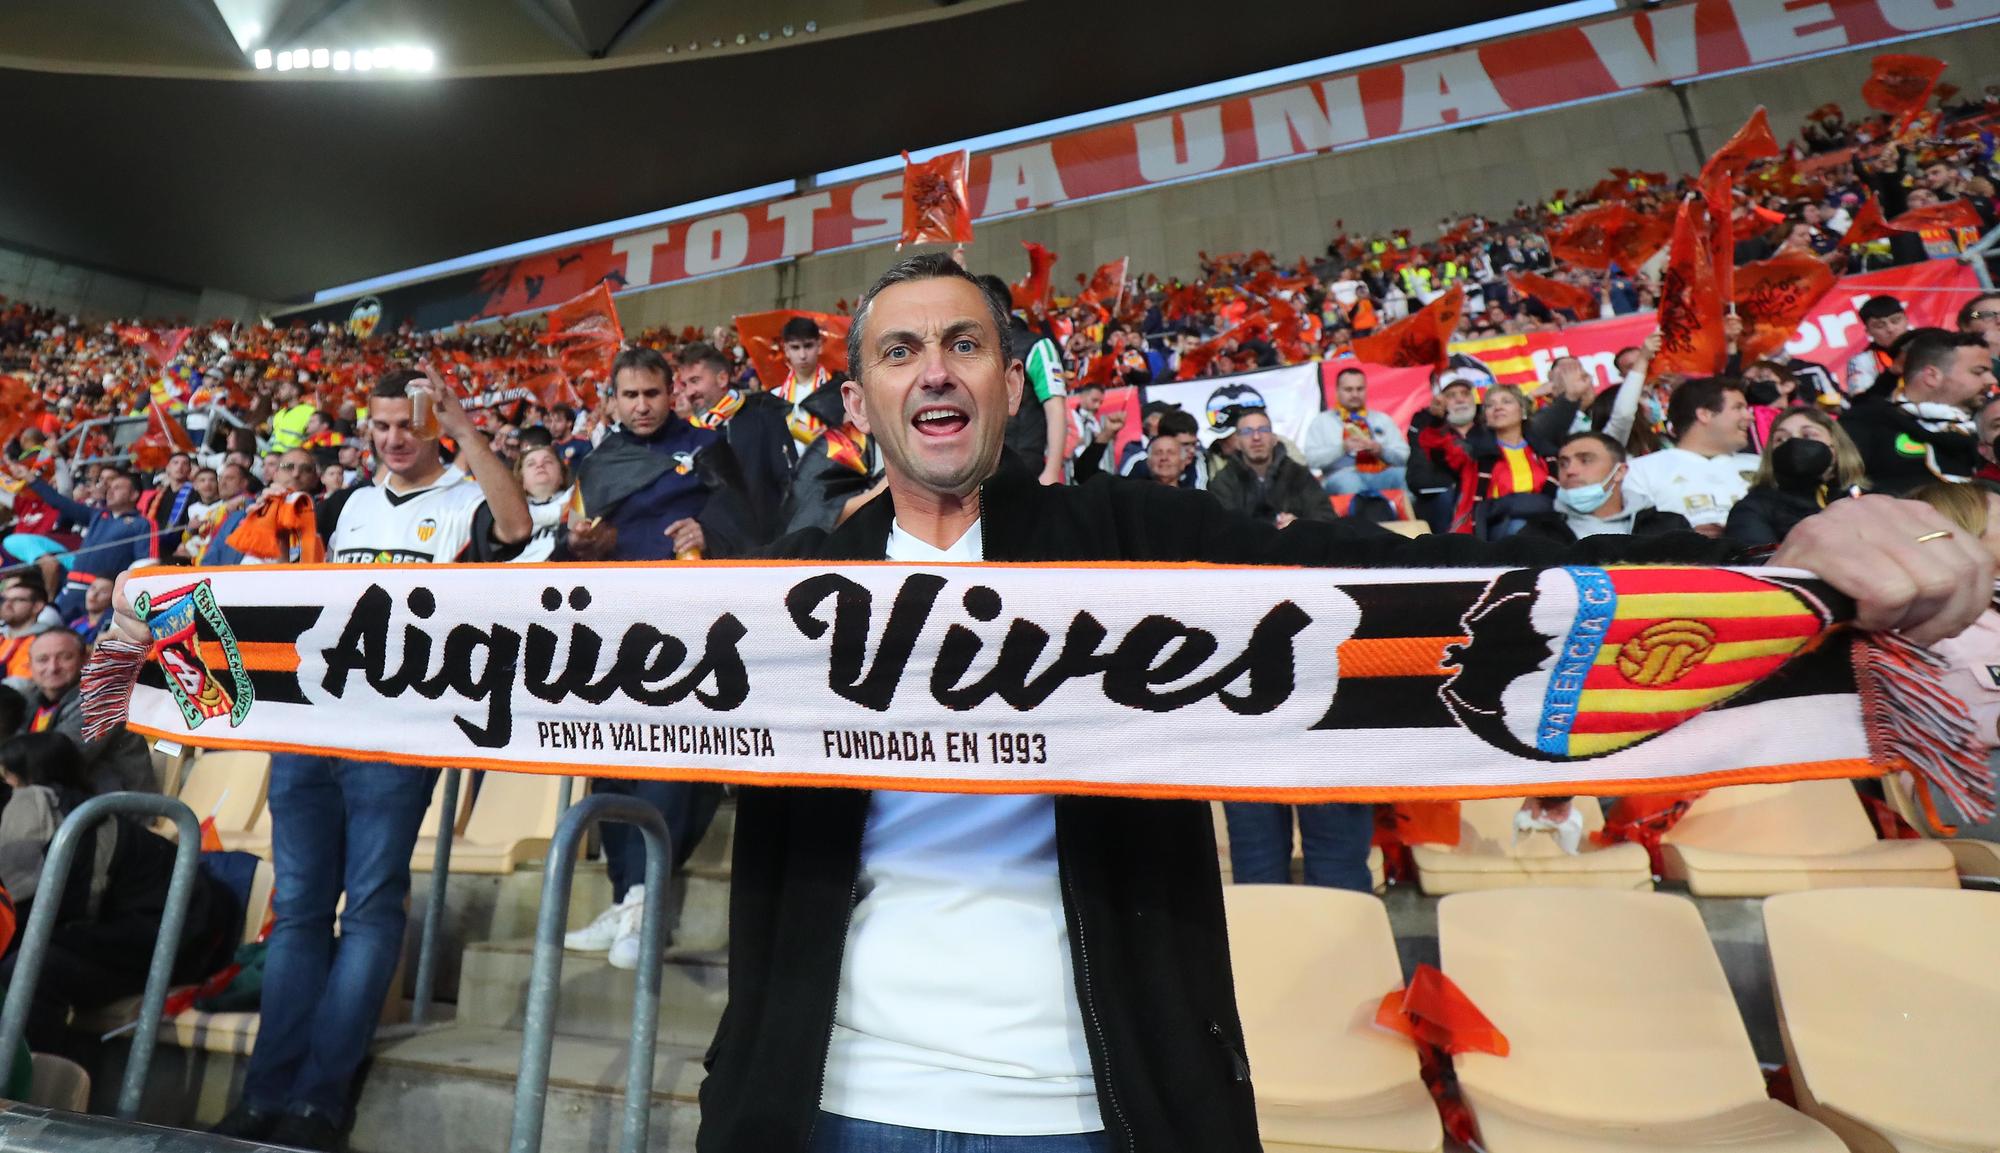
[606,894,657,971]
[564,885,643,952]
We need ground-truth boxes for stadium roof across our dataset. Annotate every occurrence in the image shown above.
[0,0,1569,304]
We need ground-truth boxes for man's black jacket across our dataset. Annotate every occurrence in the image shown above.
[696,454,1730,1153]
[1840,397,1982,495]
[718,388,797,542]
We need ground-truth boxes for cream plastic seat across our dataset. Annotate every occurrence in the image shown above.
[163,750,269,840]
[411,771,567,874]
[1224,886,1441,1153]
[217,801,271,857]
[1410,797,1650,894]
[1659,780,1957,896]
[1765,889,2000,1153]
[25,1053,89,1111]
[1440,888,1843,1153]
[1211,803,1385,892]
[1882,773,2000,882]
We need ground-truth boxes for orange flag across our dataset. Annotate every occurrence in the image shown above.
[899,150,975,248]
[733,310,852,393]
[1698,108,1779,301]
[147,400,196,454]
[1506,270,1596,316]
[1732,253,1837,363]
[1011,242,1058,314]
[1840,194,1895,249]
[1079,257,1129,310]
[543,282,624,384]
[1351,284,1465,372]
[1698,107,1779,189]
[1889,199,1983,235]
[1608,207,1676,270]
[1546,204,1631,269]
[1375,964,1509,1057]
[0,376,41,450]
[1863,54,1947,122]
[1652,198,1727,380]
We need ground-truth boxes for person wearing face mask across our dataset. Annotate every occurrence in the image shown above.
[1417,381,1576,538]
[1518,432,1691,543]
[1740,360,1802,452]
[1724,408,1869,548]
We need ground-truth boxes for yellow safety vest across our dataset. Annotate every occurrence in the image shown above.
[270,403,315,452]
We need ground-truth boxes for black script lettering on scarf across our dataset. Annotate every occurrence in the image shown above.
[321,584,749,747]
[788,574,1310,714]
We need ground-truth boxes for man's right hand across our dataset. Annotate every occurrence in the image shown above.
[108,571,154,647]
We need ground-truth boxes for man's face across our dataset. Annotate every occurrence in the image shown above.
[29,631,82,698]
[85,578,113,616]
[260,455,281,483]
[1077,386,1104,414]
[1940,346,1999,409]
[1925,163,1955,190]
[164,455,191,485]
[1236,415,1277,467]
[277,382,300,406]
[1979,399,2000,458]
[1336,373,1368,411]
[1442,384,1477,424]
[1,586,40,628]
[275,450,320,495]
[368,396,439,479]
[192,470,218,503]
[844,277,1021,501]
[676,360,732,416]
[305,413,328,437]
[611,367,672,438]
[548,411,572,441]
[1557,439,1621,489]
[1964,297,2000,343]
[337,443,361,469]
[219,464,248,500]
[1146,435,1185,485]
[1702,389,1753,451]
[102,474,137,513]
[1864,310,1908,348]
[783,337,822,379]
[1908,187,1939,210]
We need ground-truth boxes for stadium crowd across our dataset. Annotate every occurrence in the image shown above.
[0,90,1996,1151]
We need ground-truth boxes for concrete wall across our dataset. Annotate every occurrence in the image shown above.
[614,21,2000,333]
[0,245,269,324]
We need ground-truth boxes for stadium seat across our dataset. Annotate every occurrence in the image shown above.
[217,801,271,857]
[1440,888,1844,1153]
[1210,803,1385,892]
[1381,519,1430,537]
[26,1053,89,1111]
[410,771,568,874]
[1410,797,1651,894]
[164,750,269,841]
[1223,886,1441,1153]
[1881,772,2000,883]
[1658,780,1958,896]
[1765,888,2000,1152]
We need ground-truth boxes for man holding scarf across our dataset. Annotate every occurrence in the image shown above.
[696,253,1989,1153]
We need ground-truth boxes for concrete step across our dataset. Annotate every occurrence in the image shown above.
[459,939,728,1046]
[349,1026,704,1153]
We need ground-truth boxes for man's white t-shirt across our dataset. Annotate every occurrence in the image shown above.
[1620,447,1760,529]
[819,517,1102,1136]
[324,467,491,564]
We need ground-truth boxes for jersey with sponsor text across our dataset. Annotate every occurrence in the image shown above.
[323,467,497,565]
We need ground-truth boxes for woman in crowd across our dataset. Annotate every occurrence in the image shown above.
[1725,407,1868,547]
[1741,359,1808,451]
[1419,382,1569,539]
[1902,481,2000,834]
[513,443,571,564]
[0,733,241,1059]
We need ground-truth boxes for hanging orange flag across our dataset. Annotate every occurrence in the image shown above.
[1863,54,1947,121]
[1506,270,1596,316]
[1651,198,1727,380]
[1011,242,1058,314]
[1546,203,1632,269]
[543,282,624,385]
[1351,284,1465,372]
[733,310,852,392]
[1732,253,1837,363]
[898,150,975,248]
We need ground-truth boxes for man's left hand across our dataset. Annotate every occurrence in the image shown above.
[665,518,705,557]
[1039,462,1065,486]
[1772,495,1992,646]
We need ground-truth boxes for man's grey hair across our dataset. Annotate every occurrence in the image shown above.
[846,253,1013,386]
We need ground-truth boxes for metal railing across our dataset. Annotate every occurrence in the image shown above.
[1958,220,2000,290]
[0,793,202,1121]
[509,794,670,1153]
[408,769,461,1027]
[0,1103,281,1150]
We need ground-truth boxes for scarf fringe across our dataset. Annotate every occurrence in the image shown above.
[78,634,150,745]
[1856,632,1995,825]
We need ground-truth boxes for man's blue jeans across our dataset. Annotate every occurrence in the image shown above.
[1322,465,1407,497]
[241,754,438,1124]
[807,1114,1109,1153]
[1222,802,1374,892]
[591,778,722,901]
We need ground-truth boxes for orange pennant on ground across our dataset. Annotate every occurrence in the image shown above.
[1652,198,1727,380]
[1351,285,1464,372]
[1546,203,1631,270]
[1375,964,1508,1057]
[1011,242,1058,314]
[899,150,975,248]
[733,310,852,393]
[1733,253,1837,363]
[1506,270,1596,316]
[1863,54,1947,120]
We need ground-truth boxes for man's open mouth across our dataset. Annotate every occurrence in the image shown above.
[912,405,969,437]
